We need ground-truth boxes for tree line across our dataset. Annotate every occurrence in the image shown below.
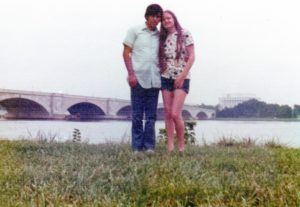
[217,99,299,118]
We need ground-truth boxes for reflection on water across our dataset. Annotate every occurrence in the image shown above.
[0,120,299,147]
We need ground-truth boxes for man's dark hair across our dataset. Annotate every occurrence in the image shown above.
[144,4,163,19]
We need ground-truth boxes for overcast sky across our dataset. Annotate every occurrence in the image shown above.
[1,0,300,106]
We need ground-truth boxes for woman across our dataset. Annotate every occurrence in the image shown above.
[159,10,195,152]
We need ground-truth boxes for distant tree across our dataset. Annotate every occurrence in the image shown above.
[236,99,262,117]
[216,107,234,117]
[217,99,292,118]
[294,105,300,118]
[276,105,292,118]
[260,104,279,117]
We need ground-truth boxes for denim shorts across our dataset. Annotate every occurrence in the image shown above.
[161,77,190,94]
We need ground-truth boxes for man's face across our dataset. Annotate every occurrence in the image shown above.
[146,14,162,30]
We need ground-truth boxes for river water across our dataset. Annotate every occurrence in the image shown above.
[0,120,299,147]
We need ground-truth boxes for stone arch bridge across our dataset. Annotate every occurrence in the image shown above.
[0,89,216,120]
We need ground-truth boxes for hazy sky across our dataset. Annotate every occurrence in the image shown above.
[1,0,300,106]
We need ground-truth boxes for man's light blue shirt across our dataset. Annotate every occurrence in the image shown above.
[123,24,161,89]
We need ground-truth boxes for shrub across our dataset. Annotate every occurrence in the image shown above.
[158,120,196,145]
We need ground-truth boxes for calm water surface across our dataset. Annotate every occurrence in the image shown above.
[0,120,299,147]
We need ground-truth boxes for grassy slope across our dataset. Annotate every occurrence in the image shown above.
[0,141,24,207]
[0,140,299,206]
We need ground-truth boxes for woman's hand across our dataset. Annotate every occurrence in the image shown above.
[173,44,195,89]
[174,74,185,89]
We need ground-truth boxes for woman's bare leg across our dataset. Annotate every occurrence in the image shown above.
[162,90,175,152]
[172,89,187,152]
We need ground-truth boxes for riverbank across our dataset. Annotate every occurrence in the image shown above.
[0,139,299,206]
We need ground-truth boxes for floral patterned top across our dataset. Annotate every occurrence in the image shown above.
[161,29,194,79]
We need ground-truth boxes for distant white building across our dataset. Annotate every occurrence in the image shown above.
[218,94,259,110]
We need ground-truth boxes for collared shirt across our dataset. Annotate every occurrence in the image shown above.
[123,24,161,89]
[161,29,194,79]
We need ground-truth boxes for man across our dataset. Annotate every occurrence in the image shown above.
[123,4,163,153]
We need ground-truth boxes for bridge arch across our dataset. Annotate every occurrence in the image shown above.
[67,102,105,120]
[0,98,50,119]
[156,108,193,120]
[116,105,132,118]
[197,112,208,120]
[182,109,193,120]
[156,107,165,120]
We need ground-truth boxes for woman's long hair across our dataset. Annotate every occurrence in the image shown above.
[159,10,184,73]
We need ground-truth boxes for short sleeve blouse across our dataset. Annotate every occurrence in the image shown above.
[161,29,194,79]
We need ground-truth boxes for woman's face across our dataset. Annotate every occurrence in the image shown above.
[162,12,175,31]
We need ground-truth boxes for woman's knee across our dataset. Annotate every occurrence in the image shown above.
[171,111,181,121]
[163,107,172,119]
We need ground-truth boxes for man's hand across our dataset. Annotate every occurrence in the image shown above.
[128,73,138,87]
[123,45,137,87]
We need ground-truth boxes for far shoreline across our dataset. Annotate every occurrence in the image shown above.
[213,117,300,122]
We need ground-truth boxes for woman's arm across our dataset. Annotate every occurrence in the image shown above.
[174,44,195,88]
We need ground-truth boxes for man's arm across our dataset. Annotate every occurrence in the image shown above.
[123,45,137,87]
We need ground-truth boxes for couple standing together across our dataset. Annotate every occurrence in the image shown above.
[122,4,195,153]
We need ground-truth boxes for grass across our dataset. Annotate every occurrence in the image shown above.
[0,141,24,206]
[0,139,299,206]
